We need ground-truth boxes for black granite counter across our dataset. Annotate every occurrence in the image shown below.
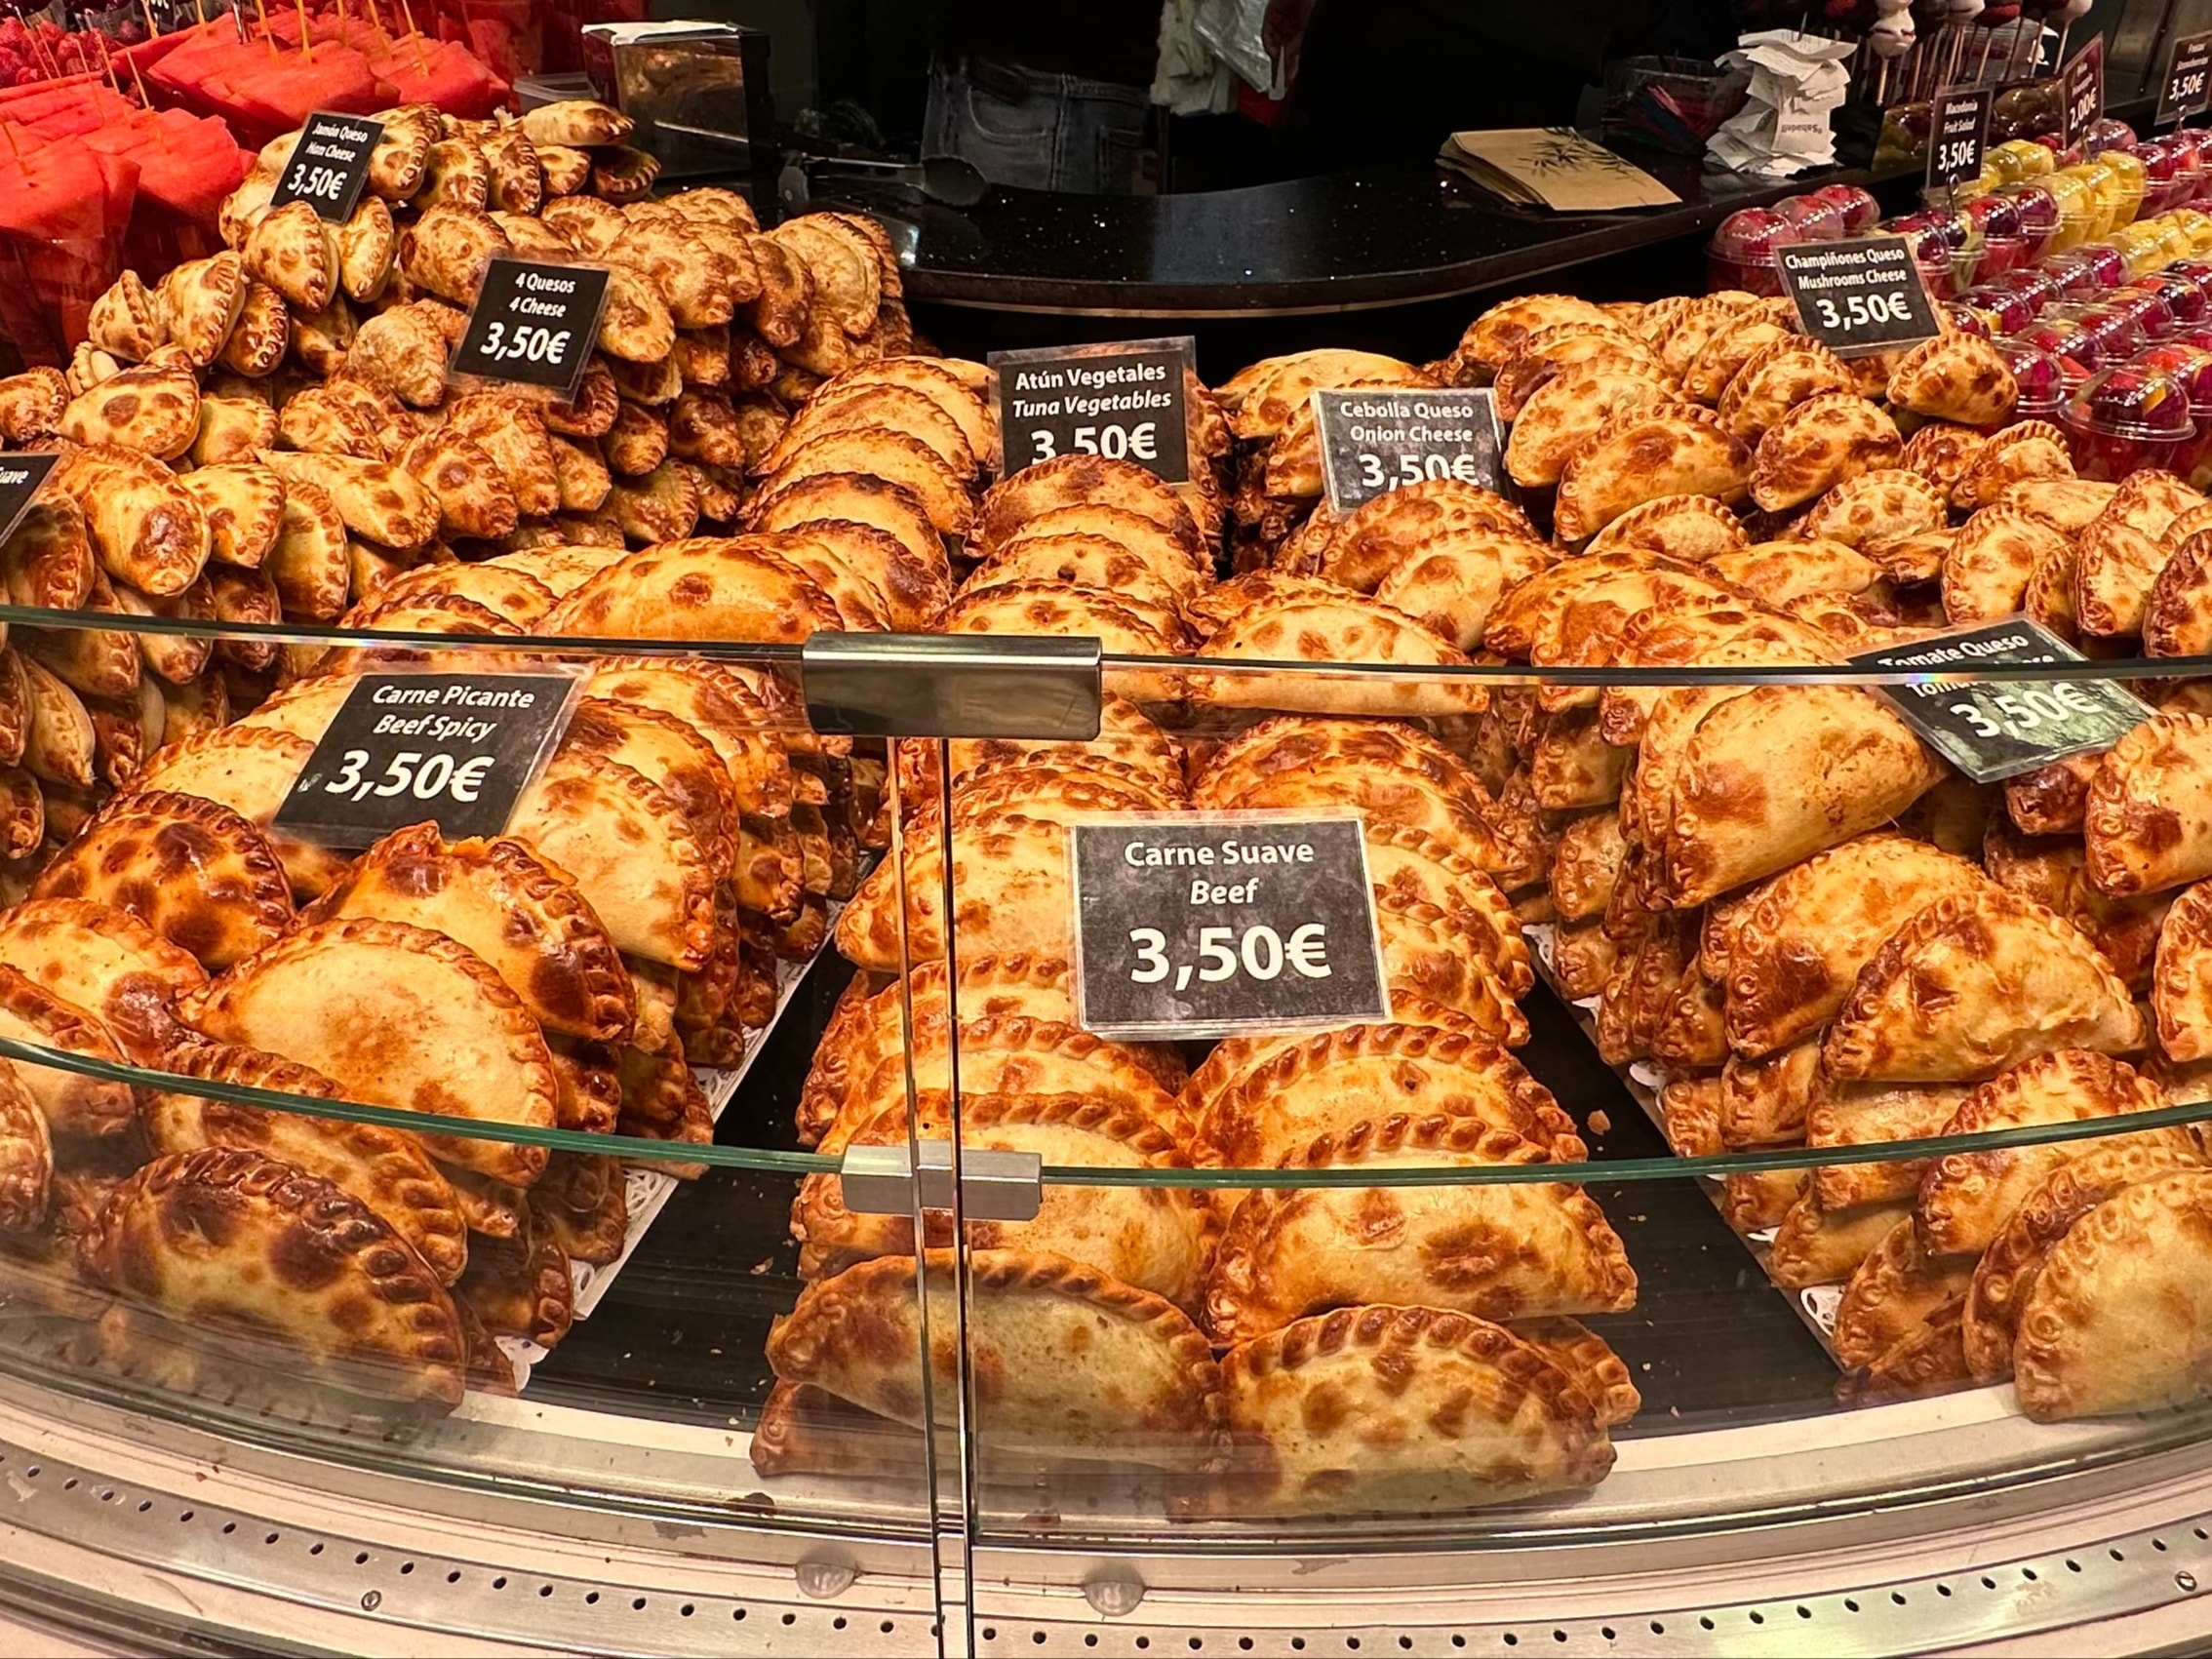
[819,148,1905,319]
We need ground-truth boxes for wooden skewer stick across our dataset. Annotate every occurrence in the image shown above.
[394,0,428,76]
[296,0,312,61]
[254,0,278,59]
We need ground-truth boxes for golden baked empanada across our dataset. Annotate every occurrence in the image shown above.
[30,790,291,970]
[243,200,337,311]
[263,476,349,621]
[366,106,436,200]
[0,963,136,1138]
[1706,538,1879,605]
[1205,1116,1632,1344]
[80,1148,465,1404]
[181,916,560,1186]
[1962,1139,2205,1383]
[302,823,632,1043]
[1552,403,1750,543]
[1916,1049,2192,1255]
[1824,890,2146,1083]
[146,1039,467,1285]
[1311,478,1531,592]
[454,1211,573,1346]
[155,253,246,369]
[2154,878,2212,1060]
[1502,365,1671,490]
[2074,512,2170,639]
[87,270,166,361]
[543,535,841,646]
[59,363,199,460]
[1718,337,1854,442]
[1217,1306,1614,1515]
[1185,593,1484,716]
[1941,504,2071,624]
[1767,1195,1912,1290]
[189,394,274,467]
[2013,1169,2212,1420]
[1796,466,1945,554]
[1885,332,2018,426]
[336,195,396,302]
[128,723,349,897]
[1582,492,1748,562]
[1833,1215,1972,1368]
[768,1249,1223,1472]
[1194,1023,1581,1169]
[1653,685,1945,907]
[0,895,206,1061]
[2085,714,2212,897]
[1806,1078,1969,1209]
[1749,393,1902,511]
[1899,419,1987,495]
[344,302,451,408]
[1723,833,1992,1056]
[520,99,634,149]
[49,444,209,596]
[258,451,438,551]
[178,462,283,571]
[796,1094,1213,1307]
[397,205,507,306]
[1456,293,1615,370]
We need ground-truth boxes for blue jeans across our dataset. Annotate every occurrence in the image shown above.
[923,58,1149,194]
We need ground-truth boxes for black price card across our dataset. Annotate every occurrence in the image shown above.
[989,336,1193,485]
[2161,31,2212,127]
[1848,618,2151,784]
[273,670,582,847]
[1776,234,1941,359]
[268,111,383,222]
[1069,812,1390,1041]
[451,257,611,401]
[2062,35,2106,151]
[1314,387,1507,513]
[0,453,59,546]
[1926,86,1991,192]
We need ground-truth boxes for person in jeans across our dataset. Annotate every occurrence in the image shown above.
[922,2,1162,193]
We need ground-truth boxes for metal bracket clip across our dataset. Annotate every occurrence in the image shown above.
[837,1141,1045,1222]
[801,632,1102,740]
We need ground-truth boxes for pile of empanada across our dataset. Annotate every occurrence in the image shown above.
[759,688,1639,1517]
[0,640,878,1418]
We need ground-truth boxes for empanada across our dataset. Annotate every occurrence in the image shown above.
[181,917,559,1185]
[0,895,206,1061]
[1582,492,1748,562]
[343,302,452,408]
[1767,1195,1912,1290]
[155,253,247,368]
[87,270,167,362]
[2085,714,2212,897]
[1310,477,1531,592]
[1806,1078,1970,1210]
[1941,505,2071,624]
[2013,1169,2212,1420]
[1795,466,1946,555]
[1749,393,1902,511]
[0,963,136,1138]
[767,1249,1224,1473]
[49,444,209,596]
[1916,1049,2192,1255]
[1502,366,1671,490]
[264,476,349,621]
[59,363,199,460]
[178,462,283,570]
[2074,512,2171,639]
[1217,1306,1614,1515]
[129,723,350,898]
[398,206,508,306]
[146,1039,467,1285]
[1723,833,1993,1056]
[520,99,634,148]
[1185,594,1485,717]
[1455,293,1615,370]
[1834,1216,1972,1368]
[1885,332,2018,426]
[454,1212,573,1346]
[1824,889,2146,1083]
[258,451,438,551]
[80,1148,465,1404]
[30,790,291,970]
[542,536,840,646]
[1552,403,1750,543]
[1718,337,1855,442]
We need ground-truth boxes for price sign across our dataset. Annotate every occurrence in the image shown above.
[989,336,1193,485]
[1849,618,2151,783]
[2062,35,2106,151]
[1313,387,1507,513]
[268,111,382,223]
[1069,812,1390,1040]
[273,670,582,847]
[2161,32,2212,127]
[451,257,611,401]
[1927,86,1991,192]
[1776,234,1942,358]
[0,453,59,547]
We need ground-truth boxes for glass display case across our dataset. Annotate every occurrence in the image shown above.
[7,128,2212,1653]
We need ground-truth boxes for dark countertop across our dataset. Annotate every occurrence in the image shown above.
[824,148,1901,318]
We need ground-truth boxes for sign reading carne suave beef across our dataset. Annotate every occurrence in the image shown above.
[1070,812,1390,1040]
[0,454,58,546]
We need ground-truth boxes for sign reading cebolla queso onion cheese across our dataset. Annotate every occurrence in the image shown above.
[1314,386,1507,512]
[275,670,584,847]
[1069,812,1391,1040]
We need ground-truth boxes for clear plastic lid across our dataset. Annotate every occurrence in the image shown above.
[1995,336,2069,417]
[2061,360,2200,480]
[1960,282,2037,336]
[2104,281,2181,340]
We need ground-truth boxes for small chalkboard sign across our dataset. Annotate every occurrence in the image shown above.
[989,336,1194,484]
[1314,387,1508,514]
[2063,35,2106,151]
[1777,234,1942,359]
[0,453,59,548]
[274,670,581,847]
[2161,32,2212,128]
[1927,86,1991,192]
[452,257,612,402]
[269,111,383,223]
[1849,618,2151,783]
[1070,812,1390,1041]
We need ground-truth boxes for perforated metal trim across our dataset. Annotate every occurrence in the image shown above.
[0,1439,939,1656]
[966,1514,2212,1656]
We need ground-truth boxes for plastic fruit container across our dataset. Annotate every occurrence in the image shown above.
[2106,224,2171,279]
[1996,338,2070,419]
[2039,248,2109,300]
[2137,268,2210,328]
[2096,149,2151,228]
[2108,283,2181,340]
[2074,240,2132,290]
[2086,117,2141,159]
[2061,361,2199,480]
[2139,137,2188,216]
[2165,257,2212,300]
[1962,193,2030,279]
[1775,192,1847,242]
[1944,302,1994,338]
[1890,208,1979,299]
[2000,180,2063,258]
[2018,314,2105,374]
[1990,137,2056,182]
[2134,343,2212,487]
[2041,169,2096,252]
[2063,299,2150,362]
[1962,282,2038,335]
[1707,206,1798,296]
[1809,182,1881,233]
